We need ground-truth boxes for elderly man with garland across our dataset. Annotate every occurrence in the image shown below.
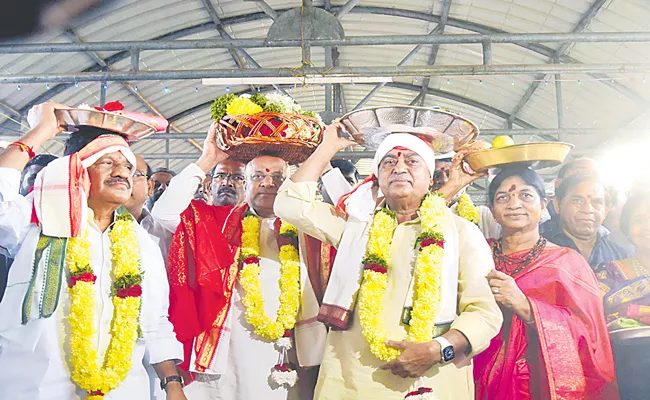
[275,122,502,399]
[0,103,185,400]
[153,123,323,399]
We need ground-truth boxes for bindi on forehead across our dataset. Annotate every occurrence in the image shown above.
[265,168,270,173]
[509,185,516,192]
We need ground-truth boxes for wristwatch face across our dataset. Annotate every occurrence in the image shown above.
[442,345,455,362]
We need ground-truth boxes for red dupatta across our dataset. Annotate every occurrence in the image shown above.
[166,200,248,374]
[474,242,619,400]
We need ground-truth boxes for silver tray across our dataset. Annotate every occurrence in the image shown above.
[55,108,156,141]
[610,326,650,342]
[340,106,479,153]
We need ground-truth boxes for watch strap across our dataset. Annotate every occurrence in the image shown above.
[160,375,184,390]
[433,336,454,362]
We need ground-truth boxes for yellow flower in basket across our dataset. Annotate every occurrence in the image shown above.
[226,97,263,117]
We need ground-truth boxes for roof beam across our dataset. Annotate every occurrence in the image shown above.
[199,0,288,96]
[165,81,536,129]
[5,5,645,128]
[354,0,452,111]
[4,63,650,85]
[336,0,360,19]
[63,30,202,150]
[505,0,609,127]
[5,31,650,53]
[246,0,278,20]
[413,0,452,107]
[353,23,447,110]
[199,0,245,69]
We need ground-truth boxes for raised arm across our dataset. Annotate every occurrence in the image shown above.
[274,122,356,246]
[290,121,355,183]
[0,102,67,255]
[0,102,66,171]
[435,150,487,202]
[151,123,228,233]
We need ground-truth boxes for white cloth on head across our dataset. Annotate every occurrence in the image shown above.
[0,167,183,400]
[372,133,436,178]
[33,135,136,238]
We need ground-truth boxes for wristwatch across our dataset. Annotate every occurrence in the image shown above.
[433,336,455,363]
[160,375,184,390]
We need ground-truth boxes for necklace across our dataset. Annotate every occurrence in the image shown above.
[492,236,547,276]
[66,211,143,399]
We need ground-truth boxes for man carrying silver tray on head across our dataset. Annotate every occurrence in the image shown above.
[274,106,502,400]
[0,102,185,400]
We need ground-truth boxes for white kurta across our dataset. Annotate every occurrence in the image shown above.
[152,163,313,400]
[0,167,183,400]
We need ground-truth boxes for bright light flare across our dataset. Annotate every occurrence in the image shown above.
[597,140,650,192]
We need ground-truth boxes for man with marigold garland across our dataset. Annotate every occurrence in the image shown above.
[275,120,503,399]
[0,102,185,400]
[153,93,326,400]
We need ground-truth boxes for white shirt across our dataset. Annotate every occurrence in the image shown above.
[152,164,305,400]
[0,167,183,400]
[140,207,173,262]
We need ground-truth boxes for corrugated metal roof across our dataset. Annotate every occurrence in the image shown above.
[0,0,648,175]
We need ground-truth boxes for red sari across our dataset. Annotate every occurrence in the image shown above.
[474,241,619,400]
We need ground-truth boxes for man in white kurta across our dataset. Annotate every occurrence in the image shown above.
[0,103,184,400]
[152,125,321,400]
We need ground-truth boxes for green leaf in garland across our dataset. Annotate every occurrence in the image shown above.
[362,254,388,268]
[250,93,268,109]
[210,93,237,121]
[112,273,144,294]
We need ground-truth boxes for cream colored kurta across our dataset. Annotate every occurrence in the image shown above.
[274,180,502,400]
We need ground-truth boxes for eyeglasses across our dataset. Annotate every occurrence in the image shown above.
[133,171,147,179]
[250,172,285,183]
[213,172,245,184]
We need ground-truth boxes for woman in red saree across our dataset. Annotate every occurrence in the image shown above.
[473,167,618,400]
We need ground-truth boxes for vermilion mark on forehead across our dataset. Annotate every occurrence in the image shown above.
[509,185,516,192]
[265,168,270,172]
[393,146,409,150]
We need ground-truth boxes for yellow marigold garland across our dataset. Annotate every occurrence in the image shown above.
[239,215,301,341]
[358,193,446,362]
[66,213,143,399]
[456,192,480,225]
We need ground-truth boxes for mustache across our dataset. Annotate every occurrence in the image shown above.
[217,187,236,196]
[106,177,131,189]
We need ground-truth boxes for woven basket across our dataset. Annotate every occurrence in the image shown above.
[216,112,324,164]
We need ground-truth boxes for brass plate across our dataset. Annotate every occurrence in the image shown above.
[55,108,156,141]
[464,142,573,171]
